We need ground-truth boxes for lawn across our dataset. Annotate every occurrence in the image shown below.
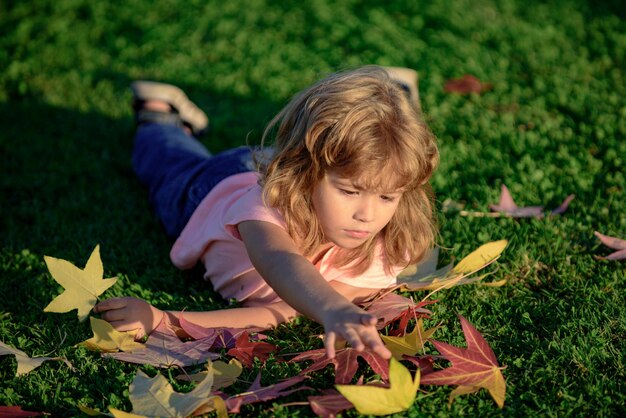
[1,0,625,416]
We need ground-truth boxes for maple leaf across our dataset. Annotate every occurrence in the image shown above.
[109,363,227,418]
[105,331,219,368]
[308,389,354,418]
[361,293,433,330]
[290,347,389,384]
[336,357,420,416]
[0,340,73,376]
[420,315,506,408]
[226,330,278,367]
[444,74,492,94]
[78,317,145,353]
[397,240,508,292]
[489,184,574,218]
[178,313,266,349]
[220,373,310,413]
[594,231,626,260]
[177,358,242,390]
[381,319,440,359]
[43,245,117,321]
[0,406,45,417]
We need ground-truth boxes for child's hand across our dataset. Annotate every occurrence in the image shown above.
[93,297,164,339]
[321,306,391,360]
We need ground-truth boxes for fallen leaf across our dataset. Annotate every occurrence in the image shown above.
[420,315,506,408]
[78,317,145,353]
[0,406,45,417]
[43,245,117,321]
[489,184,574,218]
[453,240,508,274]
[403,355,436,375]
[177,358,243,390]
[381,320,440,359]
[397,240,507,292]
[109,363,226,418]
[290,347,389,384]
[308,389,354,418]
[335,357,420,416]
[444,74,492,94]
[223,373,310,413]
[178,314,266,349]
[105,331,218,368]
[594,231,626,260]
[362,293,433,331]
[226,331,278,367]
[0,340,73,376]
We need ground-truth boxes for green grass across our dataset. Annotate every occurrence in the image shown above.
[1,0,625,416]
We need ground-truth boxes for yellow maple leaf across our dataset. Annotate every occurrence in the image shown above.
[78,317,145,353]
[109,361,227,418]
[452,240,508,274]
[43,245,118,321]
[177,358,243,390]
[335,357,420,415]
[381,319,440,359]
[0,340,73,376]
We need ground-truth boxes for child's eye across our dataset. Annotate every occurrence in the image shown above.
[340,188,359,196]
[380,194,397,202]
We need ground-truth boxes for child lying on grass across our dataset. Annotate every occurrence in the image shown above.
[95,65,439,359]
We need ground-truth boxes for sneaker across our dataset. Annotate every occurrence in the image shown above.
[383,66,421,112]
[130,81,209,136]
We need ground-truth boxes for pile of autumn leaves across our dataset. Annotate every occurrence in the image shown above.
[1,242,518,417]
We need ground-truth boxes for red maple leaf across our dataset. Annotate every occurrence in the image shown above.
[177,313,267,349]
[444,74,492,94]
[308,389,354,418]
[361,293,434,332]
[289,347,389,384]
[226,331,278,367]
[420,315,506,408]
[222,373,310,413]
[489,184,574,218]
[0,406,45,417]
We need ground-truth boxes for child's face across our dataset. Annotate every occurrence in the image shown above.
[312,171,403,249]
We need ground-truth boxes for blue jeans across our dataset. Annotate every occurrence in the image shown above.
[132,123,255,238]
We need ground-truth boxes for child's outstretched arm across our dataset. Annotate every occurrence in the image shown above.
[238,220,392,360]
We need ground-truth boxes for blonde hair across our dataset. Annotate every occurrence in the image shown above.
[259,66,439,275]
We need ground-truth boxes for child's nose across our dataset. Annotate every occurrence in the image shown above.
[354,198,376,222]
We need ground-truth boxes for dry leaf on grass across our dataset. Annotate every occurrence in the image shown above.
[105,331,218,368]
[109,362,227,418]
[397,240,508,292]
[420,315,506,408]
[222,373,310,413]
[43,245,117,321]
[594,231,626,260]
[0,405,45,417]
[226,330,278,367]
[380,319,440,359]
[444,74,492,94]
[290,347,389,384]
[78,317,145,353]
[335,357,420,416]
[489,184,574,218]
[0,340,73,376]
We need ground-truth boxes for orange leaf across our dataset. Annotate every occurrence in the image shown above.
[420,315,506,408]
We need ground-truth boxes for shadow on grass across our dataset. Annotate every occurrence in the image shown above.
[0,80,282,316]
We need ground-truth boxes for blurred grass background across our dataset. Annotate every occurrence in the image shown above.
[1,0,625,416]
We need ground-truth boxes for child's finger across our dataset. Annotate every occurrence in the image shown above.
[94,297,127,313]
[324,332,337,359]
[359,313,377,326]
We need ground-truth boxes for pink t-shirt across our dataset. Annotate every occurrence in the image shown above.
[170,172,400,303]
